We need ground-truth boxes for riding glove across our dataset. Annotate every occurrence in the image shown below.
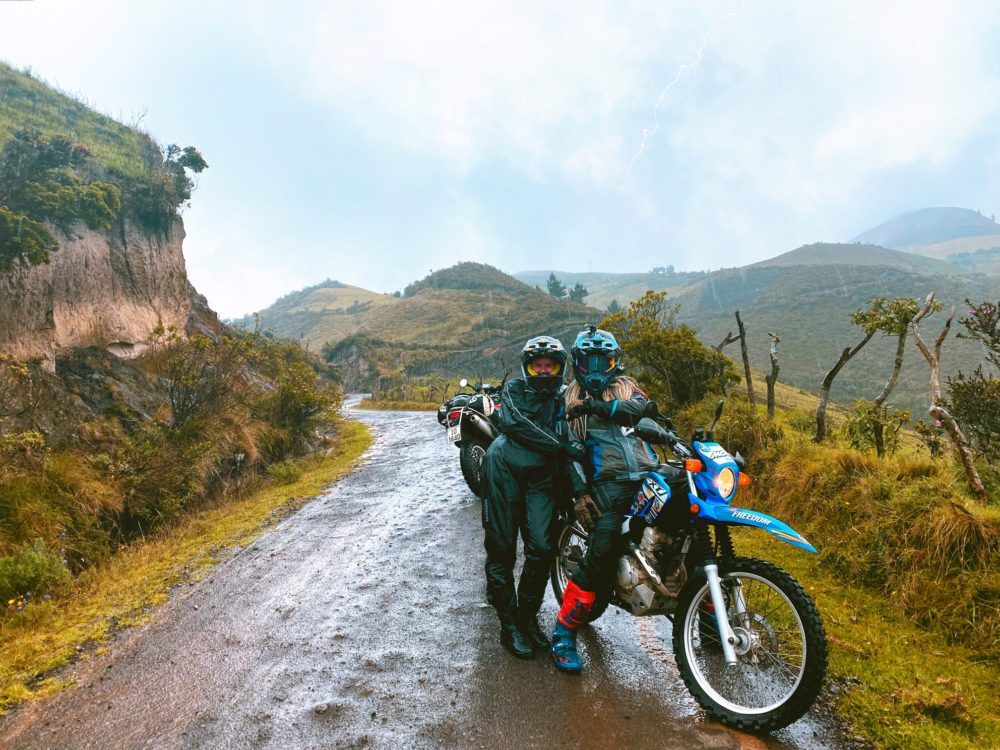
[573,494,602,532]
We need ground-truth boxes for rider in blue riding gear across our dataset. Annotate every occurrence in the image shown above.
[551,325,659,673]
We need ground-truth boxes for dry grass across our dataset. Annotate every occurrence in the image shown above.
[354,398,439,411]
[0,420,372,712]
[745,437,1000,658]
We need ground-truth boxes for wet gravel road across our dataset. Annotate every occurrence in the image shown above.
[1,409,857,750]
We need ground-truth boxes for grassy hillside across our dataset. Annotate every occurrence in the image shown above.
[245,264,601,391]
[751,242,962,275]
[673,263,997,415]
[852,206,1000,247]
[0,62,156,179]
[229,280,399,349]
[514,268,704,310]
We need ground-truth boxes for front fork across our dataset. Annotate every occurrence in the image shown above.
[701,525,746,666]
[704,564,741,665]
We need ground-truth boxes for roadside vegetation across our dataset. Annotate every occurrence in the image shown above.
[355,398,438,411]
[0,419,370,711]
[605,289,998,749]
[0,325,365,711]
[0,328,344,605]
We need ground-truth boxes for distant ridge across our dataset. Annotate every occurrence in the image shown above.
[852,207,1000,248]
[750,242,960,275]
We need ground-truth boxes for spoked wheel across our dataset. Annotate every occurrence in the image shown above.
[673,557,827,733]
[549,521,609,622]
[459,439,489,497]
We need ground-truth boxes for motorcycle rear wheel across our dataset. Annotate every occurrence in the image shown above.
[673,556,827,733]
[549,522,609,622]
[459,438,489,498]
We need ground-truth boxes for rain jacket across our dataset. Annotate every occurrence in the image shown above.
[566,388,658,496]
[481,377,568,620]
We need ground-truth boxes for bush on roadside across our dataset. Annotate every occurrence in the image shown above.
[266,460,303,485]
[0,541,69,604]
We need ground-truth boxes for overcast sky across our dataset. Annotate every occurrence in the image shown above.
[3,1,1000,317]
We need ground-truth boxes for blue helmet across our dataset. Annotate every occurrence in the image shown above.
[571,324,624,396]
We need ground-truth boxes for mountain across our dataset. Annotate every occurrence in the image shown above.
[524,243,996,414]
[852,207,1000,248]
[229,280,399,348]
[238,263,600,390]
[669,261,994,415]
[750,242,961,275]
[852,207,1000,277]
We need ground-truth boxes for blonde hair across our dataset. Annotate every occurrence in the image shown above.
[565,376,642,441]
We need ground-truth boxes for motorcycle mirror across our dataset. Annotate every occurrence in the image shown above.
[707,399,725,440]
[460,378,468,387]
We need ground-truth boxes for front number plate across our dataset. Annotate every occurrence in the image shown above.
[447,424,461,443]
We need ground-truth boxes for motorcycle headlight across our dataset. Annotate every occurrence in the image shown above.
[715,467,736,498]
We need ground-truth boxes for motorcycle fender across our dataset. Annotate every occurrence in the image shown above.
[696,500,817,553]
[462,413,498,442]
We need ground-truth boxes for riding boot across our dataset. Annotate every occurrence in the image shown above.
[498,615,534,660]
[550,621,581,673]
[515,612,550,652]
[550,580,596,674]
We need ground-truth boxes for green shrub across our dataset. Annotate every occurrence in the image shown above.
[266,460,302,485]
[0,541,69,604]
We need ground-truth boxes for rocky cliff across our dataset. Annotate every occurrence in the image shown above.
[0,217,219,366]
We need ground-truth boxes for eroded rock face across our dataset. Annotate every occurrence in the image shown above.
[0,218,220,365]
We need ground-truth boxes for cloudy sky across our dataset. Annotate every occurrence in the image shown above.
[2,1,1000,317]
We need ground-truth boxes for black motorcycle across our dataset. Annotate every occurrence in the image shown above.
[436,376,505,497]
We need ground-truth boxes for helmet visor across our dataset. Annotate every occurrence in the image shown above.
[576,354,616,375]
[526,357,562,376]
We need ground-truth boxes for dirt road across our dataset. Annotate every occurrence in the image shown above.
[1,409,857,750]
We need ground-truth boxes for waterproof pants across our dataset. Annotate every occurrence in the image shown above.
[482,434,557,621]
[571,479,642,596]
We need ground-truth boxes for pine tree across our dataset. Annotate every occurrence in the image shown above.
[546,273,566,299]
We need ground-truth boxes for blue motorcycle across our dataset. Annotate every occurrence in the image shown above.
[550,401,827,732]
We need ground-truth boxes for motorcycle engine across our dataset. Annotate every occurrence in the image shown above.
[615,526,688,616]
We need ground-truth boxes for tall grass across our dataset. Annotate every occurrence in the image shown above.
[0,63,152,179]
[730,414,1000,657]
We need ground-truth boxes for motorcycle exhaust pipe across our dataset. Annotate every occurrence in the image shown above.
[465,413,498,441]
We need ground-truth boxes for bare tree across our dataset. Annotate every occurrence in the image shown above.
[765,332,780,421]
[867,297,921,457]
[911,292,987,505]
[814,330,876,443]
[713,331,739,353]
[734,311,756,407]
[713,331,739,395]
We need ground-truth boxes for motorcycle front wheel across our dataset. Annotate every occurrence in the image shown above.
[459,438,489,498]
[549,522,609,622]
[673,556,827,733]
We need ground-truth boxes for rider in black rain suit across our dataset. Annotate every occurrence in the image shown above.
[482,335,569,659]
